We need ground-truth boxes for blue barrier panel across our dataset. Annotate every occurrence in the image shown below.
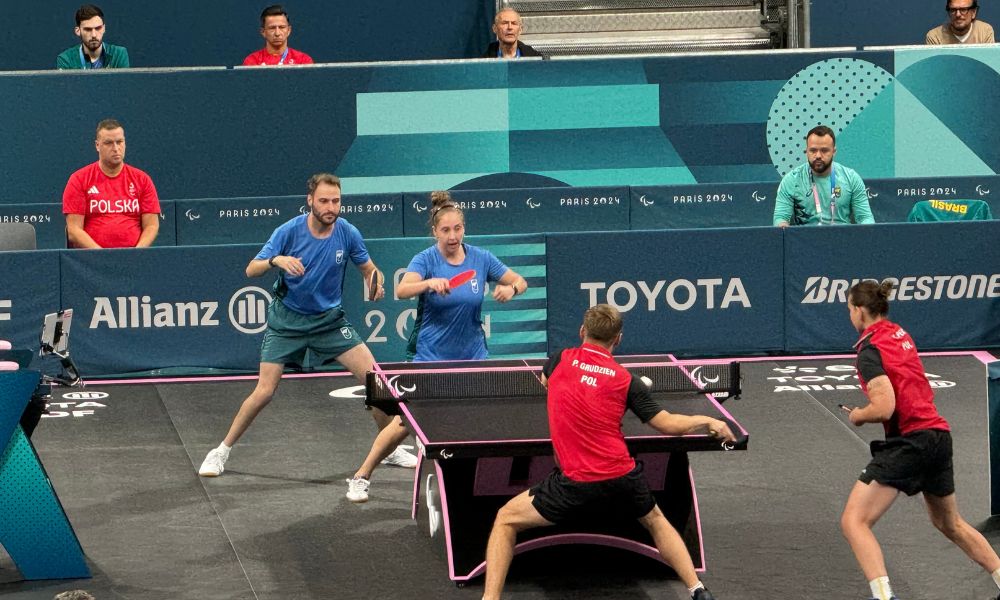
[338,194,405,240]
[156,200,176,247]
[349,234,548,361]
[0,369,90,580]
[0,250,61,353]
[60,245,266,374]
[0,202,174,249]
[546,228,784,356]
[175,196,308,246]
[55,233,546,374]
[866,176,1000,223]
[629,182,775,229]
[0,204,65,249]
[175,194,402,246]
[784,222,1000,353]
[403,187,629,236]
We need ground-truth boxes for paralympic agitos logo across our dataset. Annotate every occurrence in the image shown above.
[801,274,1000,304]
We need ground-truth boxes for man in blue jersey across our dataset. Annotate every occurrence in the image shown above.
[773,125,875,227]
[198,173,416,477]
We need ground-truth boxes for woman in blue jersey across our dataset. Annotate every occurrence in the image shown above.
[345,191,527,503]
[398,191,528,361]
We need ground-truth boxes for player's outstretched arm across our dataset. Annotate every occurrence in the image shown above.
[646,411,736,442]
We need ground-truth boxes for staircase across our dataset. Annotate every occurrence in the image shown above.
[505,0,778,57]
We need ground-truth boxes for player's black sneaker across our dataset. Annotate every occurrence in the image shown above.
[692,588,716,600]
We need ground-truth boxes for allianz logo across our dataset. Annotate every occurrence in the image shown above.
[581,278,750,312]
[802,275,1000,304]
[88,286,273,334]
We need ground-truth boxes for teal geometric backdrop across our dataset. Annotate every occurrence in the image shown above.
[4,47,1000,204]
[335,47,1000,195]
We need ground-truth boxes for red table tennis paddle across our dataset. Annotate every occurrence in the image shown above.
[448,269,475,289]
[368,269,380,301]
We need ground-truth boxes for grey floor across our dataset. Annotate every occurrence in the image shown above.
[2,355,999,600]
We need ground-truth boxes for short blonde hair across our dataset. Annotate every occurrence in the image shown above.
[583,304,622,343]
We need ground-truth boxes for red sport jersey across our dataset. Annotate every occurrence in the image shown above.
[854,319,949,437]
[63,162,160,248]
[242,48,314,66]
[543,343,661,482]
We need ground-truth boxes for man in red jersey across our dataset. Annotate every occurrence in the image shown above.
[482,304,735,600]
[242,5,313,66]
[840,280,1000,600]
[62,119,160,248]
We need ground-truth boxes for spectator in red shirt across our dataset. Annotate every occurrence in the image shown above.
[840,280,1000,600]
[62,119,160,248]
[482,304,735,600]
[242,5,313,66]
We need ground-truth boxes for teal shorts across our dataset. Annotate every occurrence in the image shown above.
[259,298,363,366]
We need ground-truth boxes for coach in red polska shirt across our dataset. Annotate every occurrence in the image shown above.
[63,118,160,248]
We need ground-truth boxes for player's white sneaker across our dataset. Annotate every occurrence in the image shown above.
[346,477,370,503]
[381,446,417,468]
[199,447,229,477]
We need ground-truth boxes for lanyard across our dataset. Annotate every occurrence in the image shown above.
[278,48,289,64]
[811,164,839,225]
[78,44,105,69]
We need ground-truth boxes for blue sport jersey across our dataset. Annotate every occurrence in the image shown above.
[256,214,370,314]
[406,244,509,361]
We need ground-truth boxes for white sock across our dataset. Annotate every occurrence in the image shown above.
[991,567,1000,589]
[217,443,231,455]
[687,581,705,596]
[868,576,893,600]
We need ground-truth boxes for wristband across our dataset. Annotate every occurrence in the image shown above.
[269,256,277,267]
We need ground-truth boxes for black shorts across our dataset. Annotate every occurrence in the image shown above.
[529,464,657,524]
[859,429,954,497]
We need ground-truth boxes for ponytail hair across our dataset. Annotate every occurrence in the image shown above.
[848,280,893,317]
[428,191,463,230]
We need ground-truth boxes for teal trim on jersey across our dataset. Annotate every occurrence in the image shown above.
[509,85,660,131]
[357,89,509,135]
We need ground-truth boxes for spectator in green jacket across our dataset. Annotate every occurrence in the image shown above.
[56,5,129,70]
[773,125,875,227]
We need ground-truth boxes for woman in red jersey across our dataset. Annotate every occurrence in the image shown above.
[840,280,1000,600]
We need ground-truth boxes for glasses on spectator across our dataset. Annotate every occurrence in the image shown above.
[947,5,977,15]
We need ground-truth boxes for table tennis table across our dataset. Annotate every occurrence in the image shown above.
[366,357,748,584]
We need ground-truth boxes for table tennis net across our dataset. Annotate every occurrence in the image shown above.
[366,362,739,402]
